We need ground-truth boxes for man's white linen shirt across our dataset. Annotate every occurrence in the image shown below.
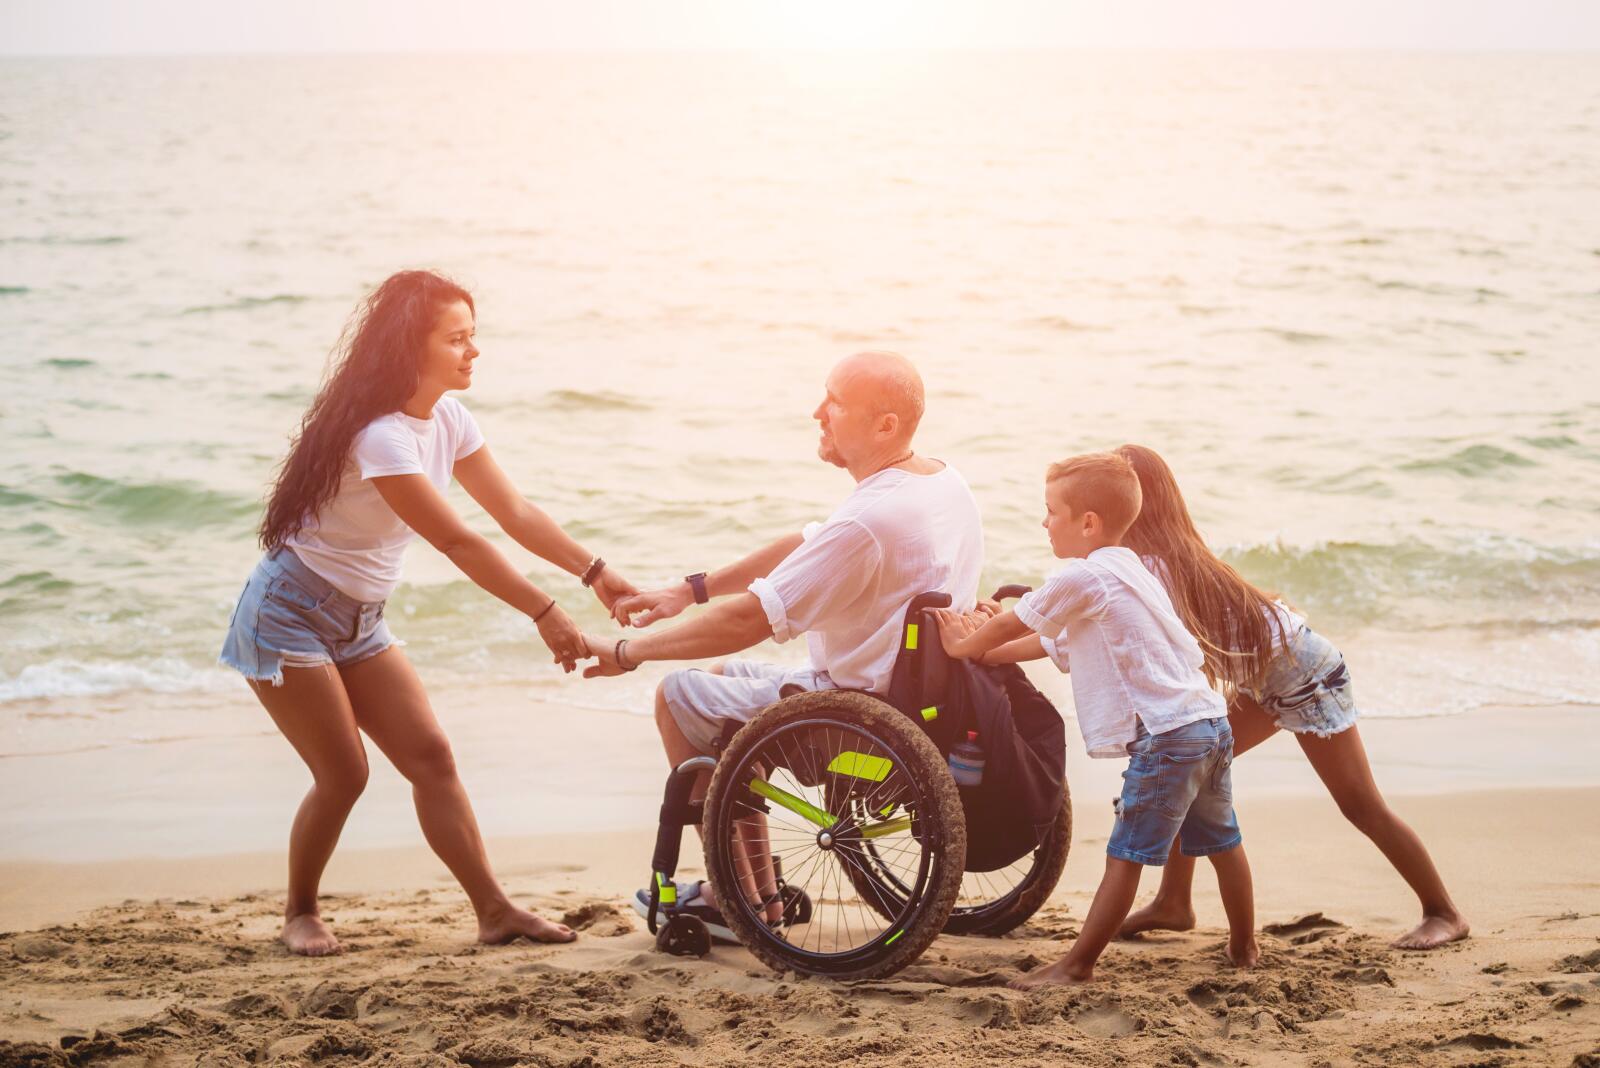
[1017,546,1224,758]
[748,464,983,694]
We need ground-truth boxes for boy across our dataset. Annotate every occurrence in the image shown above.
[935,452,1257,986]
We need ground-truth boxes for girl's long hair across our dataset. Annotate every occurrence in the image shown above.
[258,270,473,550]
[1115,443,1283,692]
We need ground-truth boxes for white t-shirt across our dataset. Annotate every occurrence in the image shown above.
[1017,546,1224,758]
[749,463,983,694]
[287,397,485,602]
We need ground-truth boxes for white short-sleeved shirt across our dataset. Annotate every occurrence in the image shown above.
[748,464,983,693]
[286,396,485,602]
[1017,546,1224,758]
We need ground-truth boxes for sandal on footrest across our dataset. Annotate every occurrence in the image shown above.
[633,880,737,944]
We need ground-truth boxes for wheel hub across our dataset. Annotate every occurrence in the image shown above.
[817,830,835,850]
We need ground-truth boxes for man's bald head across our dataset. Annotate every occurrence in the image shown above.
[831,351,925,443]
[814,351,928,475]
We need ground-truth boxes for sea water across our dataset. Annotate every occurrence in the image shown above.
[3,51,1599,764]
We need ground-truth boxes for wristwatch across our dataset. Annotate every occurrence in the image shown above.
[686,572,709,605]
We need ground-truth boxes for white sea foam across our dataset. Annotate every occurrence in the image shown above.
[0,658,237,703]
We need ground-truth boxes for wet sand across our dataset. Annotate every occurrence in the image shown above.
[3,700,1598,1066]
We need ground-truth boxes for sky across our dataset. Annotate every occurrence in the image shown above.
[3,0,1599,54]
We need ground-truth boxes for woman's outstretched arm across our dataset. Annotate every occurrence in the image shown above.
[452,446,636,610]
[371,472,585,667]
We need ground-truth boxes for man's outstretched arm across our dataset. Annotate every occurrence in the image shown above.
[585,593,772,675]
[613,532,805,626]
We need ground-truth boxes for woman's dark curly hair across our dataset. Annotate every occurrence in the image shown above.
[259,270,473,550]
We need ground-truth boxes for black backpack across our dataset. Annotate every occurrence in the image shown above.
[885,646,1066,872]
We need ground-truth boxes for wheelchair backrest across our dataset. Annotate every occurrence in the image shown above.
[887,591,958,750]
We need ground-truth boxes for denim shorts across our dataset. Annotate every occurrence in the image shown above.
[1106,717,1242,865]
[218,547,398,686]
[1242,626,1358,737]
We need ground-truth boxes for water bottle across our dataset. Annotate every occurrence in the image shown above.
[948,730,986,787]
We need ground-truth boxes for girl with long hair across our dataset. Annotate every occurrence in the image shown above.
[1110,444,1468,950]
[220,270,636,955]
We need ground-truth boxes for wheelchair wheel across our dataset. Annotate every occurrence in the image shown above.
[832,784,1072,937]
[945,791,1071,935]
[701,690,966,980]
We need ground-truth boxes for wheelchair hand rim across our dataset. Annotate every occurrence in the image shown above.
[711,715,949,969]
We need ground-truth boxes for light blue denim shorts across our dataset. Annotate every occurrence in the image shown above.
[1243,626,1358,737]
[1107,717,1242,865]
[218,547,397,686]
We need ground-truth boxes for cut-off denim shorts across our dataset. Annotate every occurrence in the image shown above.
[1107,717,1241,865]
[1241,626,1358,737]
[218,546,398,686]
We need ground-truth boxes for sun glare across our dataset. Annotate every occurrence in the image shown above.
[759,0,927,48]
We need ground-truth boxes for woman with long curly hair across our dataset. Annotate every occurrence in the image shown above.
[220,270,635,955]
[1111,444,1467,950]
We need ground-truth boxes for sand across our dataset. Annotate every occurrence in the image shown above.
[4,753,1600,1065]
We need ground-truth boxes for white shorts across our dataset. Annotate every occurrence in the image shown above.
[660,660,837,754]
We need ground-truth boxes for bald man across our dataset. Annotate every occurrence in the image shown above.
[582,351,984,939]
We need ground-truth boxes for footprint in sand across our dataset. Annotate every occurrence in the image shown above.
[1186,981,1225,1016]
[1261,912,1347,945]
[1072,1003,1143,1038]
[1556,948,1600,973]
[1434,1032,1529,1052]
[558,902,634,936]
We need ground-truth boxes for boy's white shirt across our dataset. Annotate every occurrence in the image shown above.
[1017,546,1225,758]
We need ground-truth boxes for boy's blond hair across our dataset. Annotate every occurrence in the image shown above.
[1047,452,1143,541]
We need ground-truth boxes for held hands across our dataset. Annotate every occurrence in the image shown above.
[580,632,630,678]
[612,582,694,628]
[589,565,638,615]
[534,602,585,673]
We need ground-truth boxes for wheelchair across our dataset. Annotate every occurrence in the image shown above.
[642,586,1073,980]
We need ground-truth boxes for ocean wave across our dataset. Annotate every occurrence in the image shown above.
[1224,535,1600,626]
[0,285,29,295]
[179,294,311,316]
[1399,444,1536,477]
[0,657,235,703]
[43,357,95,369]
[0,570,74,597]
[51,472,258,527]
[0,235,128,246]
[0,485,44,508]
[537,389,651,412]
[1028,315,1106,332]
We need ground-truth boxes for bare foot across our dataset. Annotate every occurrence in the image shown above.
[1118,899,1196,939]
[280,913,341,956]
[1392,912,1469,950]
[1010,956,1093,989]
[1228,936,1260,969]
[477,903,576,945]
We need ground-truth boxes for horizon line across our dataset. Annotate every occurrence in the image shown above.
[6,44,1600,59]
